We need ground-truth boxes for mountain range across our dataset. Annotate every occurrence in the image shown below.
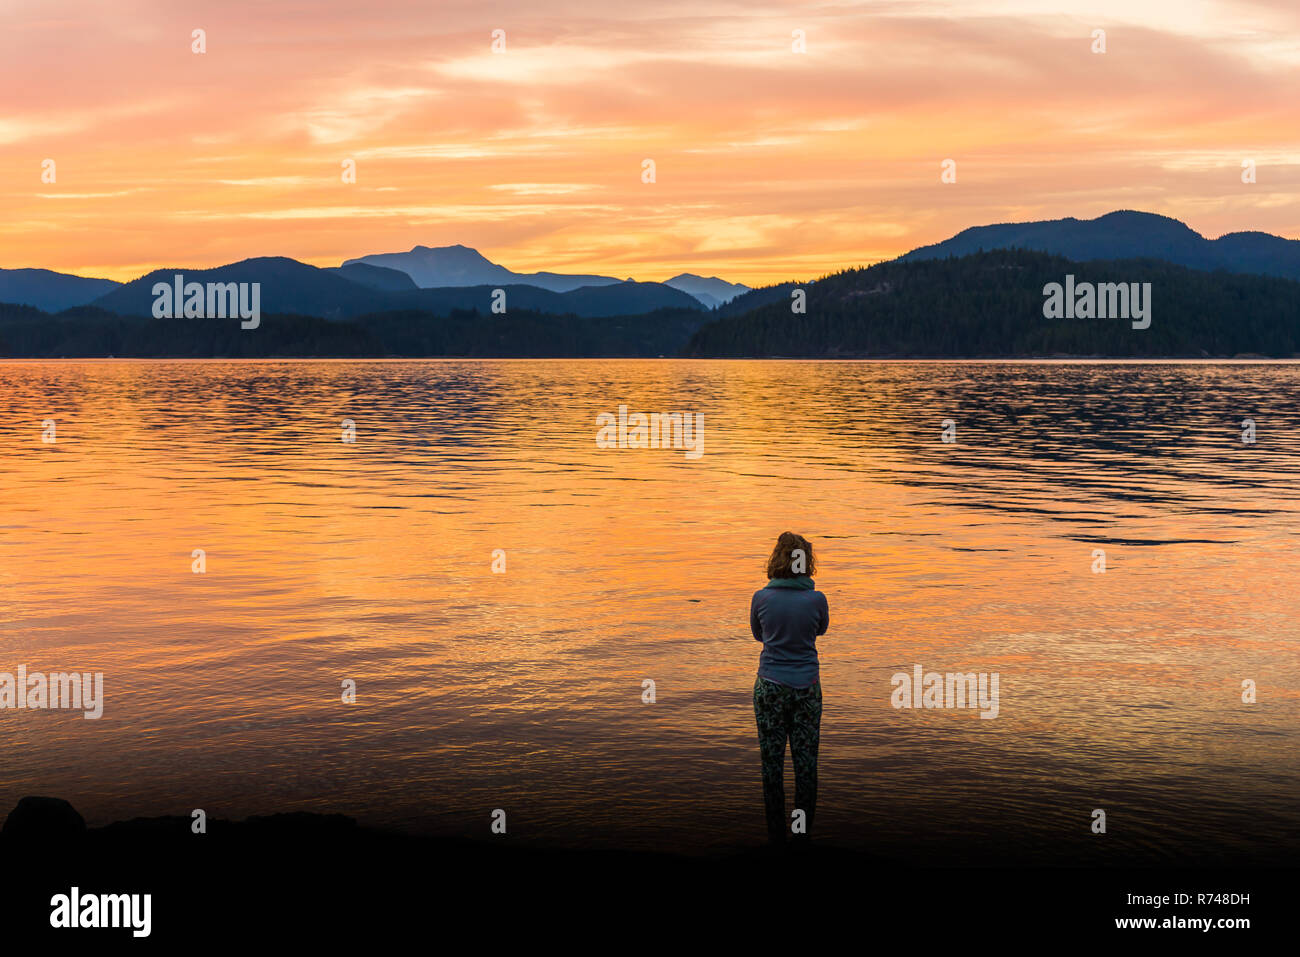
[0,246,747,316]
[86,257,704,320]
[902,210,1300,281]
[342,244,751,307]
[2,211,1298,358]
[8,247,1298,358]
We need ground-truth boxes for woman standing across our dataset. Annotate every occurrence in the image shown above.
[750,532,829,845]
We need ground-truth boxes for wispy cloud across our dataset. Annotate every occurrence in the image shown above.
[1,0,1297,284]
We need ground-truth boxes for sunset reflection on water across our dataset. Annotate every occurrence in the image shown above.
[1,359,1297,862]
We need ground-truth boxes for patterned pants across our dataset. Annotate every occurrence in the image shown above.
[753,676,822,843]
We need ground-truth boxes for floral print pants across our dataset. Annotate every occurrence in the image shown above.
[753,676,822,843]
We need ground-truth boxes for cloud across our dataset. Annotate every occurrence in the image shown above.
[1,0,1297,285]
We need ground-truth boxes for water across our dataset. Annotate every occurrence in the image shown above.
[1,359,1297,863]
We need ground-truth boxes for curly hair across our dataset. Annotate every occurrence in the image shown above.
[766,531,816,579]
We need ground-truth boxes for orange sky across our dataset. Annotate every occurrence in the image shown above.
[2,0,1299,286]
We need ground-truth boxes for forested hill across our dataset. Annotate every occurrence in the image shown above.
[683,249,1300,358]
[900,209,1300,282]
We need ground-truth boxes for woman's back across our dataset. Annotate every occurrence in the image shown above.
[750,579,829,688]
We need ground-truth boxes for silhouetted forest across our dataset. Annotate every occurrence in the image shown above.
[3,250,1299,358]
[0,304,711,358]
[683,250,1300,358]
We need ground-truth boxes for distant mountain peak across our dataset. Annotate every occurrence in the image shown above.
[668,272,727,283]
[662,273,751,307]
[343,244,746,305]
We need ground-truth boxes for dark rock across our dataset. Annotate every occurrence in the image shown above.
[1,796,87,842]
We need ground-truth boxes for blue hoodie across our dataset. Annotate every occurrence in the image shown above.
[750,576,829,689]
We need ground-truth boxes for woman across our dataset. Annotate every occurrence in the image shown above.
[750,532,829,845]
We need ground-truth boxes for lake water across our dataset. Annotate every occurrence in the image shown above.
[1,359,1297,863]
